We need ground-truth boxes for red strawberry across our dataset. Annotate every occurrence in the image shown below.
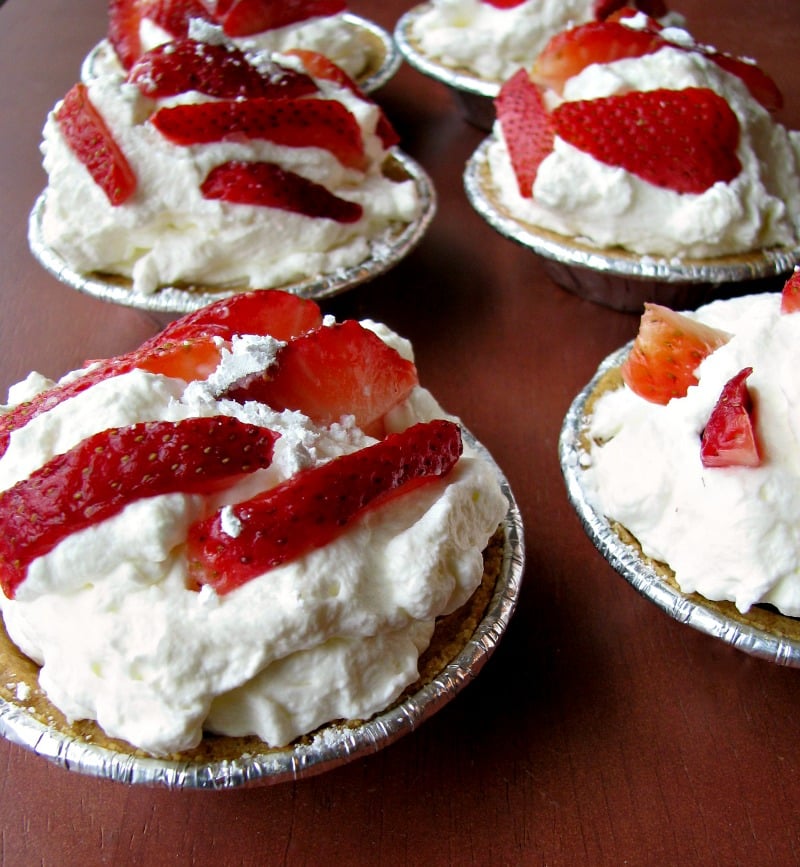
[151,97,367,170]
[224,320,419,438]
[552,87,742,194]
[55,83,137,206]
[480,0,527,8]
[531,20,665,93]
[700,367,760,468]
[0,337,221,459]
[153,288,322,344]
[0,417,278,598]
[108,0,210,70]
[201,160,363,223]
[186,419,462,593]
[621,303,732,404]
[594,0,668,20]
[706,51,783,113]
[127,38,317,99]
[780,267,800,314]
[495,69,554,197]
[284,48,400,149]
[211,0,346,37]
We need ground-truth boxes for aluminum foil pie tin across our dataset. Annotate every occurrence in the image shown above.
[394,5,499,130]
[465,137,800,312]
[81,13,402,95]
[560,345,800,667]
[0,431,524,789]
[29,150,435,316]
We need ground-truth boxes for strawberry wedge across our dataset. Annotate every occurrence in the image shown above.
[700,367,761,468]
[151,97,367,170]
[187,419,462,594]
[0,417,279,598]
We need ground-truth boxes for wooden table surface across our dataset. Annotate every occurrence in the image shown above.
[2,1,799,864]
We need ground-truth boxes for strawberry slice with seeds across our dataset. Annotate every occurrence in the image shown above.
[213,0,346,36]
[621,303,732,404]
[224,320,419,438]
[151,97,367,170]
[780,268,800,314]
[495,69,554,197]
[552,87,742,195]
[127,38,317,99]
[700,367,761,468]
[284,48,400,149]
[201,160,363,223]
[187,419,462,593]
[0,337,222,460]
[153,288,322,344]
[531,20,665,93]
[707,51,783,113]
[0,417,279,598]
[55,83,137,206]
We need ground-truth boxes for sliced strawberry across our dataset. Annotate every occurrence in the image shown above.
[480,0,527,8]
[127,38,318,99]
[55,83,137,206]
[706,51,783,113]
[201,160,363,223]
[780,268,800,314]
[531,20,665,93]
[0,337,222,459]
[700,367,760,468]
[187,419,461,593]
[213,0,346,36]
[153,289,323,344]
[621,303,732,404]
[594,0,668,19]
[151,97,367,170]
[495,69,554,197]
[0,417,278,598]
[223,320,419,438]
[553,87,742,194]
[108,0,210,69]
[284,48,400,149]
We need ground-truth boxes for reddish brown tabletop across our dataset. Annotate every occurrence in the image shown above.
[2,1,800,864]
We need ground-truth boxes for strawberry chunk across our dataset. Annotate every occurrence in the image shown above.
[284,49,400,149]
[109,0,210,69]
[552,87,742,195]
[224,320,419,438]
[127,38,318,99]
[201,160,363,223]
[153,289,322,344]
[0,337,222,460]
[621,303,732,404]
[55,83,137,206]
[531,20,665,93]
[187,419,462,593]
[495,70,554,197]
[0,417,279,598]
[780,268,800,314]
[700,368,761,468]
[213,0,346,36]
[151,97,367,170]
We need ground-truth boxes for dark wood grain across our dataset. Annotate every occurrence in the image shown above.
[1,1,799,864]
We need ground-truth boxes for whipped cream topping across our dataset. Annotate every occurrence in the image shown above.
[409,0,599,82]
[487,20,800,258]
[42,43,420,295]
[0,320,508,756]
[583,293,800,615]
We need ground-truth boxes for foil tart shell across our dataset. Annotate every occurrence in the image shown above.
[80,13,402,95]
[28,150,435,316]
[394,5,499,130]
[559,344,800,666]
[465,137,800,312]
[0,430,524,789]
